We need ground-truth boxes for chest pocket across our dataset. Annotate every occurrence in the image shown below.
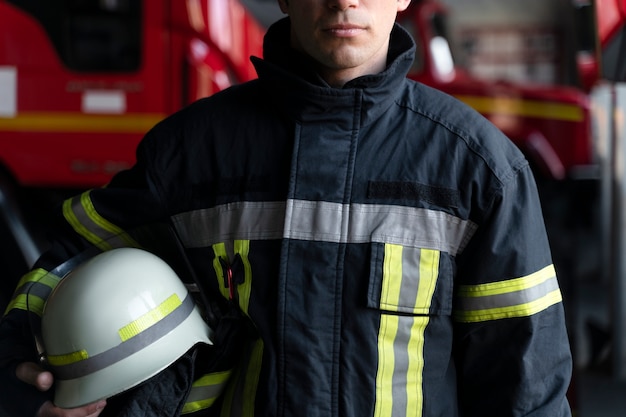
[367,242,453,315]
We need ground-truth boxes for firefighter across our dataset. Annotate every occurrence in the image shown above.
[0,0,573,416]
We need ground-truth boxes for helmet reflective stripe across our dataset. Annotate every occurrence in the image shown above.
[118,293,183,342]
[453,265,562,323]
[63,190,139,250]
[181,371,233,414]
[47,293,195,380]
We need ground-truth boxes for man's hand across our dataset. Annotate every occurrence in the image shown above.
[15,362,106,417]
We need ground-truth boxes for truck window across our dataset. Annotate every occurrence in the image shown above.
[6,0,142,72]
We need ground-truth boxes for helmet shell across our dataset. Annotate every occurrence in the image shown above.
[41,247,212,408]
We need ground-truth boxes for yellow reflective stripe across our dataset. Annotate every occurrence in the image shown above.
[5,294,45,317]
[405,250,439,417]
[47,349,89,366]
[216,340,264,417]
[63,196,105,250]
[456,95,585,122]
[416,249,439,308]
[407,317,429,417]
[380,244,403,311]
[375,313,399,417]
[456,265,556,297]
[181,371,232,414]
[234,240,252,315]
[118,294,182,342]
[63,191,139,250]
[80,191,138,248]
[4,269,61,316]
[208,240,260,417]
[212,243,229,299]
[0,112,165,133]
[455,290,563,323]
[454,265,563,323]
[376,246,438,417]
[241,338,263,417]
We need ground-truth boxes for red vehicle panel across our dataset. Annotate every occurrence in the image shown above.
[0,0,264,188]
[398,0,593,181]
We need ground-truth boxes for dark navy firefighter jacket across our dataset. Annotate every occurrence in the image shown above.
[0,17,572,417]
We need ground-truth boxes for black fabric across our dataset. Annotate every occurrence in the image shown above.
[97,300,257,417]
[100,348,197,417]
[202,301,259,374]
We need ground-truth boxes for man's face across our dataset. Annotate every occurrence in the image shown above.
[277,0,412,86]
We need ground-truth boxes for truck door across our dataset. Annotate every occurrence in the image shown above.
[0,0,170,189]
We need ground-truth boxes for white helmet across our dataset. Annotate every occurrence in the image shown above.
[40,247,213,409]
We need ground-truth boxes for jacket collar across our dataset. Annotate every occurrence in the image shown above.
[251,17,417,126]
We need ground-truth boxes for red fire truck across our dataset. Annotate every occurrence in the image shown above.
[399,0,597,182]
[0,0,268,308]
[0,0,623,332]
[0,0,265,190]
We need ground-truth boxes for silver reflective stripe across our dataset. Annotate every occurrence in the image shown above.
[172,201,285,247]
[63,192,138,250]
[185,383,224,404]
[15,281,53,301]
[453,265,563,322]
[49,294,196,380]
[172,200,476,255]
[397,246,421,309]
[458,276,560,312]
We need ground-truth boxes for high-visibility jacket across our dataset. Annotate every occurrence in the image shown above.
[1,17,572,417]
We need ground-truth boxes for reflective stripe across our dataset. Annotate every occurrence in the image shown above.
[0,112,164,133]
[63,191,139,250]
[380,246,440,315]
[181,371,232,414]
[47,350,89,367]
[48,293,195,380]
[211,240,253,313]
[5,248,110,317]
[212,243,230,300]
[453,265,562,323]
[241,339,263,416]
[4,269,61,316]
[220,338,263,417]
[375,247,438,417]
[211,239,261,417]
[118,294,182,342]
[456,95,585,122]
[234,240,252,316]
[173,200,476,256]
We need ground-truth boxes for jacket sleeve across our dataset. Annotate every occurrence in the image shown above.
[453,162,573,417]
[0,124,172,416]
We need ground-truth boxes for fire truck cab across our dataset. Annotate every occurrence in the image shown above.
[0,0,266,310]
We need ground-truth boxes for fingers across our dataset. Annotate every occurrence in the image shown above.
[37,400,107,417]
[17,362,107,416]
[85,401,108,417]
[15,362,54,391]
